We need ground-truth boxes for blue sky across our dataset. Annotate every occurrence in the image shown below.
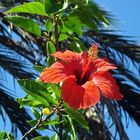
[96,0,140,139]
[96,0,140,42]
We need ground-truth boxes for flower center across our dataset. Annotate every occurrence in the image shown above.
[77,44,99,85]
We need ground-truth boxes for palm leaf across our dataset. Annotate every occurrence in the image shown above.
[92,41,140,127]
[0,49,37,79]
[0,86,40,139]
[80,30,140,139]
[84,30,140,61]
[0,1,42,136]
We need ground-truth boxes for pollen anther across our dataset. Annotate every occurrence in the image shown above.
[88,44,99,61]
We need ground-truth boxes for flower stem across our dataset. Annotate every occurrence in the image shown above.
[54,14,59,50]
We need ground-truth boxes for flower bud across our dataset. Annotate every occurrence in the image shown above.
[35,77,41,82]
[42,108,51,116]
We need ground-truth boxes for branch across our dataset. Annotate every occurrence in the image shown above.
[54,15,59,50]
[20,100,63,140]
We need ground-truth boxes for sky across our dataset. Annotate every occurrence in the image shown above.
[96,0,140,42]
[95,0,140,139]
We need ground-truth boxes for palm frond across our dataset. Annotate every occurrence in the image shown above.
[83,31,140,127]
[0,1,45,136]
[100,44,140,85]
[0,0,30,12]
[85,107,112,140]
[84,30,140,62]
[0,86,40,139]
[0,12,44,65]
[80,31,140,139]
[99,44,140,127]
[105,100,129,140]
[0,53,37,79]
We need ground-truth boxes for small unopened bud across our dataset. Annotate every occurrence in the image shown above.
[35,77,41,82]
[42,108,51,116]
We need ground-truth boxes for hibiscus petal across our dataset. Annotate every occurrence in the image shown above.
[94,58,117,73]
[52,50,83,76]
[81,58,117,81]
[81,51,88,69]
[52,50,81,62]
[82,81,100,108]
[40,61,74,84]
[62,76,100,109]
[92,72,123,100]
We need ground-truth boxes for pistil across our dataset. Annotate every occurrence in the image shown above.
[80,44,99,82]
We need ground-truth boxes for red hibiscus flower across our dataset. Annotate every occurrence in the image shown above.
[40,44,123,109]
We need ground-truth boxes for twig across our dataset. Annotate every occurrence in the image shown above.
[20,114,43,140]
[20,100,63,140]
[58,109,63,140]
[54,15,59,50]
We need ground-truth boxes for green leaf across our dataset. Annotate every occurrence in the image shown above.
[18,80,58,106]
[40,91,58,105]
[45,20,53,32]
[59,34,68,41]
[47,41,56,54]
[5,16,41,36]
[31,136,49,140]
[0,131,15,140]
[18,79,50,107]
[66,115,77,140]
[50,134,59,140]
[31,107,40,119]
[28,119,38,126]
[69,0,87,6]
[28,118,58,130]
[35,0,44,2]
[43,117,59,125]
[0,131,7,139]
[59,19,73,35]
[7,133,15,140]
[63,1,99,31]
[17,97,43,108]
[74,10,98,31]
[61,25,73,35]
[47,84,61,99]
[69,0,109,26]
[5,2,46,16]
[28,119,48,130]
[44,0,63,14]
[70,42,82,53]
[70,37,86,52]
[64,104,89,130]
[46,41,56,66]
[33,66,45,73]
[47,56,55,67]
[64,15,83,36]
[88,1,109,25]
